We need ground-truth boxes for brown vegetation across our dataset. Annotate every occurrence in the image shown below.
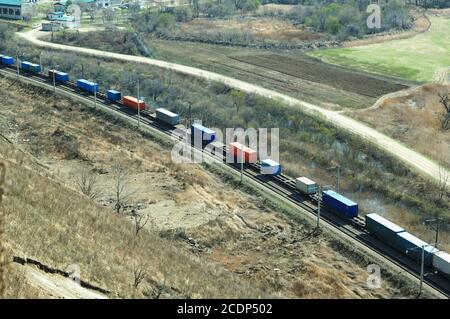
[0,76,416,298]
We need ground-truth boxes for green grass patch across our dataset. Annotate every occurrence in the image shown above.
[308,16,450,82]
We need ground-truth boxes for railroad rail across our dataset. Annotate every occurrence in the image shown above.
[0,66,448,298]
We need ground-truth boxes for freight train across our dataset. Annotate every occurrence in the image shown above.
[366,214,450,278]
[1,56,449,280]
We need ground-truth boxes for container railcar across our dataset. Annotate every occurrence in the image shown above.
[365,213,405,247]
[322,190,358,218]
[107,90,121,102]
[77,79,99,94]
[395,232,438,266]
[155,108,180,126]
[229,142,257,164]
[261,159,281,175]
[296,177,317,195]
[123,96,146,111]
[21,61,41,74]
[49,70,69,83]
[433,251,450,278]
[191,124,216,146]
[0,55,14,65]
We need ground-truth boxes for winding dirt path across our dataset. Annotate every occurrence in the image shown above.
[16,28,450,187]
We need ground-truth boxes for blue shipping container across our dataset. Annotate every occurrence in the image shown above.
[21,61,31,71]
[395,232,438,266]
[322,190,358,218]
[107,90,121,102]
[1,56,14,65]
[55,71,69,82]
[77,79,99,94]
[365,213,405,247]
[191,123,216,145]
[30,63,41,73]
[21,62,40,73]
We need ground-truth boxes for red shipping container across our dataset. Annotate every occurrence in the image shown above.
[48,69,56,79]
[123,96,146,111]
[230,142,257,163]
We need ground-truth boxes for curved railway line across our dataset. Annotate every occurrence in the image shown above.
[0,66,449,299]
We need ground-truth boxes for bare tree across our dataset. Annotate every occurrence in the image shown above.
[112,161,129,214]
[133,213,149,236]
[75,168,101,200]
[438,92,450,130]
[132,262,148,289]
[437,162,449,204]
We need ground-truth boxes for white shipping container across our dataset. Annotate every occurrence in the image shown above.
[156,108,180,126]
[296,177,317,194]
[261,159,281,175]
[433,251,450,277]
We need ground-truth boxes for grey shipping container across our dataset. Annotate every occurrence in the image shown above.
[365,213,405,247]
[395,232,438,266]
[156,108,180,126]
[296,177,317,194]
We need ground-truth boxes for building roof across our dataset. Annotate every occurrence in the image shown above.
[0,0,25,6]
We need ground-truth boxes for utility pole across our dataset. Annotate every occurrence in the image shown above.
[188,102,192,129]
[137,79,140,128]
[317,185,322,228]
[420,245,425,297]
[16,55,19,78]
[53,69,56,94]
[406,245,426,297]
[240,147,243,184]
[336,165,340,193]
[94,85,97,108]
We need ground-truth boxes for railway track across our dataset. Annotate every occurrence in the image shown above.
[0,66,449,298]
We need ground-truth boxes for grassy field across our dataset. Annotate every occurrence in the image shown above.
[308,16,450,82]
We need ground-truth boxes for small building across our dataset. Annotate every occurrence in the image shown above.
[54,15,80,29]
[47,11,64,20]
[0,0,24,20]
[41,21,62,32]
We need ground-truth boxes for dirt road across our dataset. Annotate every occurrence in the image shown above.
[16,28,450,187]
[25,266,108,299]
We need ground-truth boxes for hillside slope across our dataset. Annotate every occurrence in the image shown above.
[0,76,420,298]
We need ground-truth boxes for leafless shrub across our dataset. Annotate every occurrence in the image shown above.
[437,162,449,205]
[438,92,450,130]
[75,169,101,200]
[112,160,130,214]
[132,262,148,289]
[133,213,149,237]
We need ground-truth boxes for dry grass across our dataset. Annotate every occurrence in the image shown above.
[0,138,266,298]
[0,76,419,298]
[180,17,319,42]
[0,162,5,298]
[352,83,450,168]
